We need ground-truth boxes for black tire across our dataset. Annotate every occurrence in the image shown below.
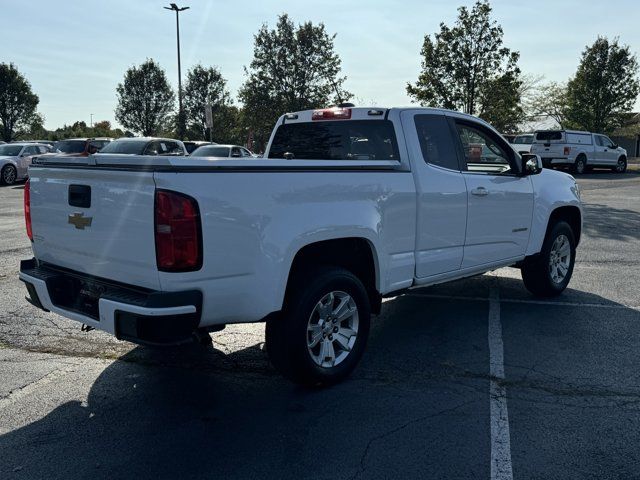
[1,165,17,185]
[522,221,576,297]
[265,267,371,386]
[613,156,627,173]
[572,155,587,175]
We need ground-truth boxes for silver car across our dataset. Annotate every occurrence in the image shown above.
[0,143,50,185]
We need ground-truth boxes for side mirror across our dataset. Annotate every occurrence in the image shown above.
[521,153,543,175]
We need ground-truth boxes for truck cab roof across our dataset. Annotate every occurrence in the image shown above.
[278,106,480,124]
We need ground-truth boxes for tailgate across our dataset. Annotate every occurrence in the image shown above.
[531,144,565,157]
[29,167,161,290]
[531,133,566,158]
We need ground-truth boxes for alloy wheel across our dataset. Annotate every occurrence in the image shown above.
[306,291,359,368]
[2,166,16,185]
[549,234,571,284]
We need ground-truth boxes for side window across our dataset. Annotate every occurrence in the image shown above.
[24,146,37,155]
[455,123,512,174]
[163,142,182,155]
[413,114,459,170]
[144,142,160,155]
[595,136,603,147]
[603,136,614,148]
[231,147,241,157]
[38,146,48,154]
[241,148,252,157]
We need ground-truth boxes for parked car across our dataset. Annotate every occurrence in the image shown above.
[0,143,50,185]
[98,137,187,156]
[19,140,55,148]
[531,130,628,174]
[190,144,255,158]
[510,133,535,154]
[183,140,216,155]
[50,138,113,157]
[20,106,582,386]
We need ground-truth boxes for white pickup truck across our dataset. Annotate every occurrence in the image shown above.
[19,107,582,385]
[530,129,628,174]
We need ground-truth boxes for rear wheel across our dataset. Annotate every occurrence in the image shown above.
[613,156,627,173]
[1,165,17,185]
[266,267,371,386]
[572,155,587,175]
[522,221,576,297]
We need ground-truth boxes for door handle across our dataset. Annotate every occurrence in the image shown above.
[471,187,489,196]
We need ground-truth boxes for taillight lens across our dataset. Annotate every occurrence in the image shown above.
[564,146,571,156]
[24,179,33,241]
[312,107,352,121]
[154,190,202,272]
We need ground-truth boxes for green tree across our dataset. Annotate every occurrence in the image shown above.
[183,64,234,141]
[406,1,522,131]
[0,63,40,141]
[565,37,640,134]
[115,59,175,136]
[239,14,350,147]
[530,82,569,128]
[478,72,523,133]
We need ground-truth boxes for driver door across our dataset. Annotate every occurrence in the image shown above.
[601,135,619,165]
[448,116,535,268]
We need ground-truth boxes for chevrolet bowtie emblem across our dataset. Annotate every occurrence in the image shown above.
[68,212,93,230]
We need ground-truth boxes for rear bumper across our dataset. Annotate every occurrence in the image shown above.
[19,258,202,346]
[540,157,572,167]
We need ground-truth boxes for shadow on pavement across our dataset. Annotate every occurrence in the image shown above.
[582,203,640,241]
[0,276,636,479]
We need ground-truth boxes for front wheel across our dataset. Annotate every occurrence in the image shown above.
[266,267,371,386]
[522,221,576,297]
[1,165,17,185]
[613,156,627,173]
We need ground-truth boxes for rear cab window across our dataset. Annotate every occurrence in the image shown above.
[534,131,564,143]
[267,120,400,160]
[54,140,87,154]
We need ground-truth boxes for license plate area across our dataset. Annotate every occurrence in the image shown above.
[48,276,104,320]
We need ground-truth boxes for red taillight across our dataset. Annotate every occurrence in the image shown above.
[564,146,571,156]
[24,179,33,241]
[312,107,352,121]
[154,190,202,272]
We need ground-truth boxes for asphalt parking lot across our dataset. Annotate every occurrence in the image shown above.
[1,169,640,479]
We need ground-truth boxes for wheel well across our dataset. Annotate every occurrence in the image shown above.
[286,238,381,314]
[548,206,582,246]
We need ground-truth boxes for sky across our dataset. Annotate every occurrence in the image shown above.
[3,0,640,130]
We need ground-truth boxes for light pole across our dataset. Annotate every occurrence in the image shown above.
[90,113,93,128]
[164,3,189,140]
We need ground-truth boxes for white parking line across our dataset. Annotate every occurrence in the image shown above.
[407,292,640,311]
[488,284,513,480]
